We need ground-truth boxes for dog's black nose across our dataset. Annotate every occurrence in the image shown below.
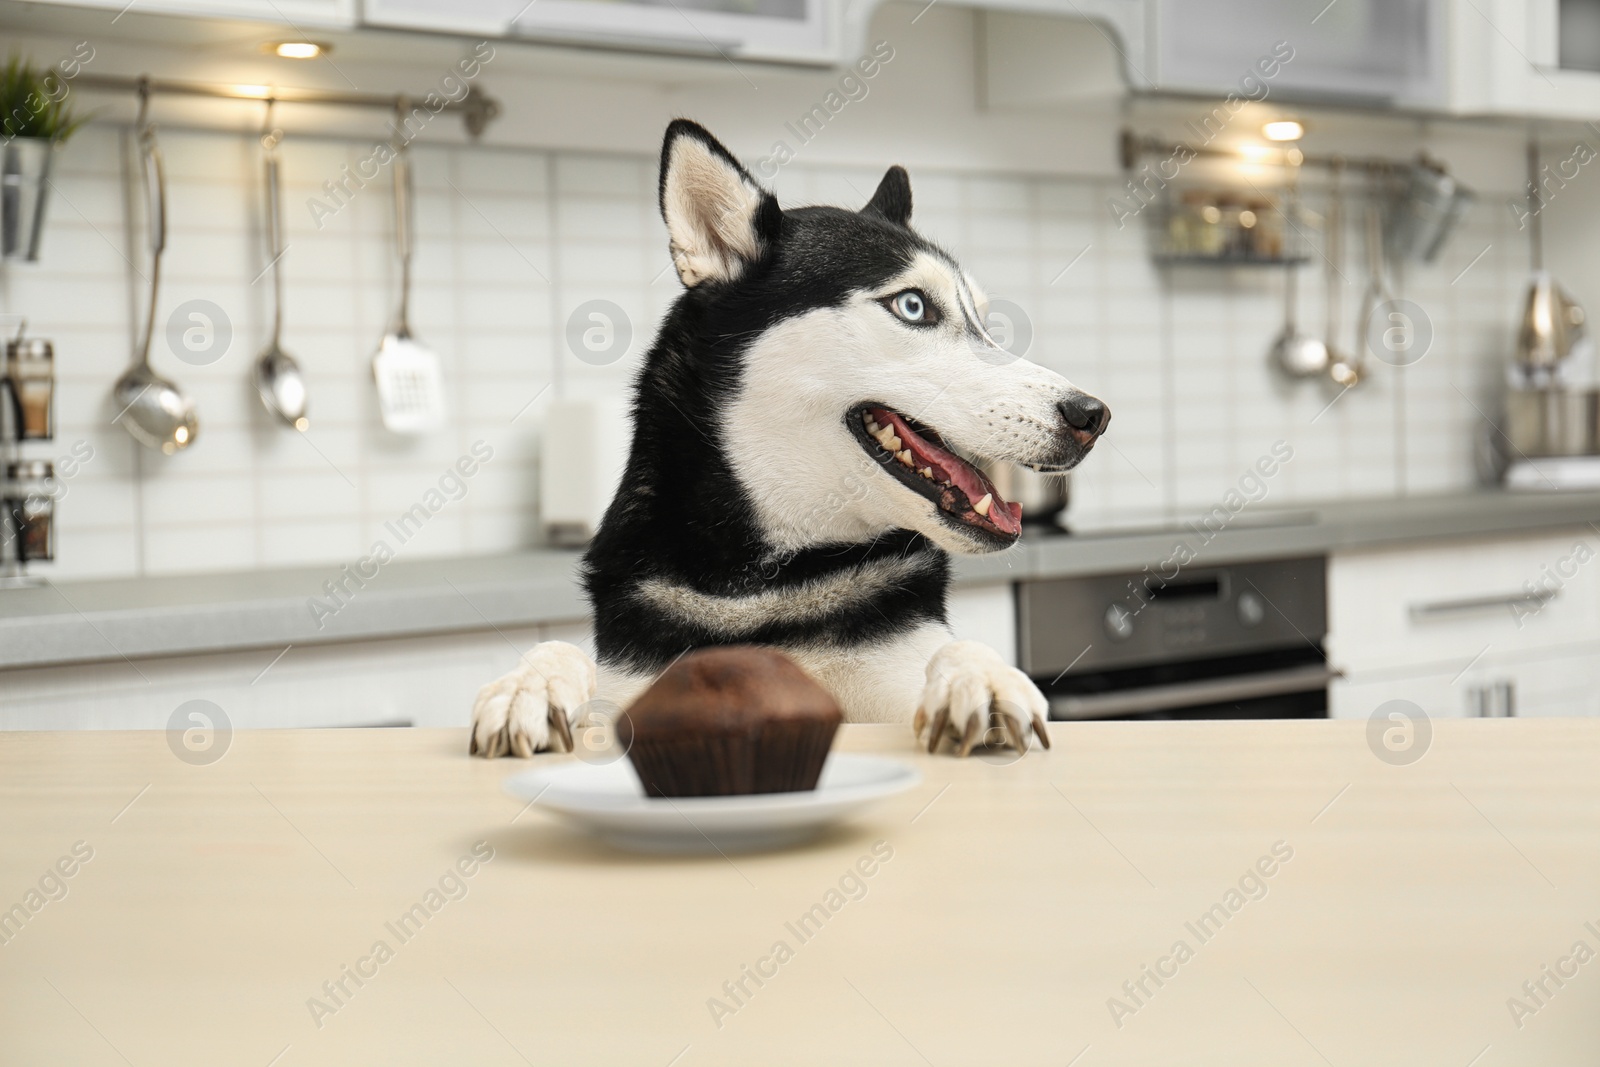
[1060,394,1110,437]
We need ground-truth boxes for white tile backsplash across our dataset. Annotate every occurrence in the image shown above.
[0,124,1530,579]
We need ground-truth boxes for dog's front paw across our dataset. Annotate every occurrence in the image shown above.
[913,640,1051,757]
[470,641,598,758]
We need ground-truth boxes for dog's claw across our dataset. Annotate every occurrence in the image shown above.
[1001,712,1028,754]
[1031,713,1052,749]
[957,713,982,757]
[912,705,928,740]
[510,726,534,759]
[927,707,950,754]
[549,705,574,753]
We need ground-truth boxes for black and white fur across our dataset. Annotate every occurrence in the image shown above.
[470,120,1109,759]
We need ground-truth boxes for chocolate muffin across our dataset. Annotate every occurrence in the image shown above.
[617,646,843,797]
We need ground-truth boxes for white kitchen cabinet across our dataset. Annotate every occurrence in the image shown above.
[1146,0,1444,106]
[27,0,355,27]
[977,0,1444,106]
[1328,525,1600,719]
[360,0,850,65]
[1481,649,1600,717]
[1445,0,1600,119]
[0,622,560,732]
[1330,642,1600,719]
[1106,0,1600,119]
[1327,527,1600,677]
[980,0,1600,120]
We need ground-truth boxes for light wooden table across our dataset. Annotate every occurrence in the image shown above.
[1,721,1597,1066]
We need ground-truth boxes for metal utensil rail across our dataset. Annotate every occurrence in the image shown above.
[1119,129,1417,177]
[71,74,500,138]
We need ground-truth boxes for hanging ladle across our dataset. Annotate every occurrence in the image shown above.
[252,112,309,431]
[1325,161,1364,388]
[113,82,198,455]
[1347,200,1394,388]
[1270,172,1329,379]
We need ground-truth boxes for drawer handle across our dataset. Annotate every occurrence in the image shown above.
[1047,664,1341,720]
[1408,590,1557,620]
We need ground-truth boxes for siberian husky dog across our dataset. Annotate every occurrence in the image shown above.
[470,120,1109,760]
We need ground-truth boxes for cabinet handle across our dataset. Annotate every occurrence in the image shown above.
[1409,589,1556,620]
[1466,679,1517,717]
[509,25,743,54]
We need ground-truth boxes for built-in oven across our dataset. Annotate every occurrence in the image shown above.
[1018,556,1333,721]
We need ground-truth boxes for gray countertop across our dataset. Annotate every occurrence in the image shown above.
[5,489,1599,671]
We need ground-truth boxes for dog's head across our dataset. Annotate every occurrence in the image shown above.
[656,120,1109,556]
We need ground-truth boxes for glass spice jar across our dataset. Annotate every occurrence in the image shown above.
[5,334,54,440]
[1192,194,1225,257]
[1245,198,1284,259]
[6,459,55,562]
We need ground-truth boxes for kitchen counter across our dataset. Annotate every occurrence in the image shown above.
[4,489,1599,671]
[1024,488,1600,581]
[0,549,588,671]
[2,720,1594,1064]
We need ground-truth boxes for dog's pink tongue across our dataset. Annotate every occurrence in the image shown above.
[873,409,1022,536]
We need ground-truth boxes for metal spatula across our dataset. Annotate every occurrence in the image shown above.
[373,138,443,434]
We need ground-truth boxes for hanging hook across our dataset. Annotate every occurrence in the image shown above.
[135,75,151,130]
[260,97,281,151]
[1527,136,1544,272]
[391,94,413,152]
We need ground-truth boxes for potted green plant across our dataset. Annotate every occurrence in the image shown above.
[1,54,86,263]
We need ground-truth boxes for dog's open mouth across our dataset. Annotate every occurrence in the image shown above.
[848,403,1023,541]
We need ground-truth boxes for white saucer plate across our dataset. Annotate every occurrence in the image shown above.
[504,754,921,853]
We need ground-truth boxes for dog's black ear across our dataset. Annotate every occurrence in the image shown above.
[658,119,782,288]
[861,165,912,227]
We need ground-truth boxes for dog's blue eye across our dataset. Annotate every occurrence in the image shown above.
[891,291,927,323]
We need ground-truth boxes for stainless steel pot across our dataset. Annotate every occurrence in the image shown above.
[983,462,1070,529]
[1504,388,1600,457]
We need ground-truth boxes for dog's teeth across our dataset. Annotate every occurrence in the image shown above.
[920,467,933,479]
[896,450,913,467]
[974,493,993,516]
